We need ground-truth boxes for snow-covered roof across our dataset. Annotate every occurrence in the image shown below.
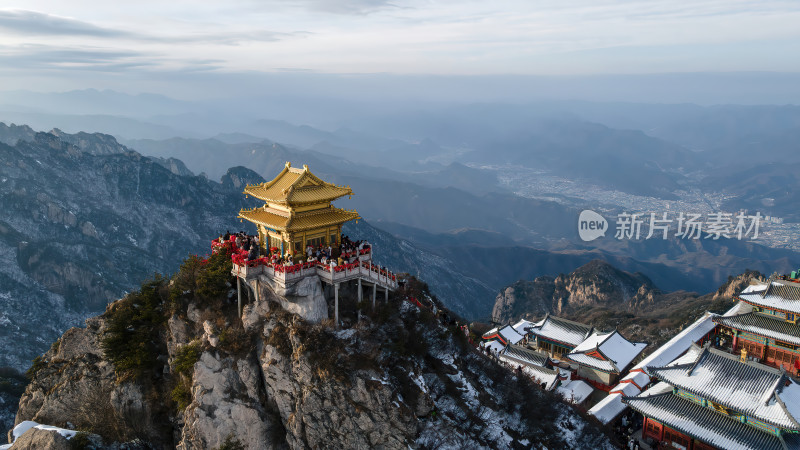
[589,372,672,425]
[612,381,642,397]
[624,371,651,389]
[482,340,506,354]
[501,345,550,368]
[741,283,762,294]
[566,330,647,373]
[649,345,800,430]
[530,314,593,348]
[589,313,715,424]
[632,311,717,374]
[739,280,800,314]
[519,365,560,390]
[482,325,524,345]
[714,312,800,346]
[723,299,754,317]
[511,319,537,336]
[499,325,524,345]
[588,392,627,424]
[499,349,564,391]
[556,379,594,405]
[532,316,547,327]
[624,382,788,450]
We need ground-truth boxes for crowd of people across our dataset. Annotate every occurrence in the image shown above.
[339,234,370,258]
[614,411,644,450]
[211,231,261,263]
[213,231,392,279]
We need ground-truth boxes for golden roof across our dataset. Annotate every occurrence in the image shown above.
[244,162,352,206]
[239,206,360,232]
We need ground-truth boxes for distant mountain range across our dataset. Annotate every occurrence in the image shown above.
[0,124,500,368]
[2,118,799,367]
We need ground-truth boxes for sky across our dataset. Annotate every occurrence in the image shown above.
[1,1,800,100]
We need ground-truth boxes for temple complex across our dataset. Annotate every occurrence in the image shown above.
[714,275,800,376]
[589,311,718,425]
[591,272,800,449]
[624,343,800,450]
[482,313,646,409]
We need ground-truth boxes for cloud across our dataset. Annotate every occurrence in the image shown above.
[0,43,237,76]
[278,0,403,15]
[0,9,135,37]
[0,44,152,72]
[165,30,306,46]
[0,8,303,47]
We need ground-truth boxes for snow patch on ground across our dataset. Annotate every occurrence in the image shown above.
[0,420,79,449]
[399,300,418,314]
[437,353,458,369]
[369,376,391,386]
[410,371,428,394]
[447,370,479,408]
[335,328,356,340]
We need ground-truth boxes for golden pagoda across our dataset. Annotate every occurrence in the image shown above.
[239,162,360,255]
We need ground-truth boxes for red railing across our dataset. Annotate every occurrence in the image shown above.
[218,237,396,285]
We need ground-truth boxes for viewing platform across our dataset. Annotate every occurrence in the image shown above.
[228,247,398,292]
[219,237,399,326]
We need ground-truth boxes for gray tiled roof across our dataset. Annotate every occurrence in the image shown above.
[530,314,593,347]
[503,345,550,367]
[714,312,800,346]
[739,280,800,314]
[623,390,787,450]
[649,345,800,429]
[765,282,800,301]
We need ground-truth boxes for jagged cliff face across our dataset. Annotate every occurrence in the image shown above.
[0,125,268,370]
[492,259,658,323]
[11,252,611,449]
[712,270,765,301]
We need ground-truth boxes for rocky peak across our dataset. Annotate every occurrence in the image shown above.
[220,166,266,190]
[712,269,765,301]
[491,276,555,323]
[48,128,130,155]
[552,259,658,314]
[492,259,659,323]
[9,251,611,449]
[0,122,37,146]
[148,156,195,177]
